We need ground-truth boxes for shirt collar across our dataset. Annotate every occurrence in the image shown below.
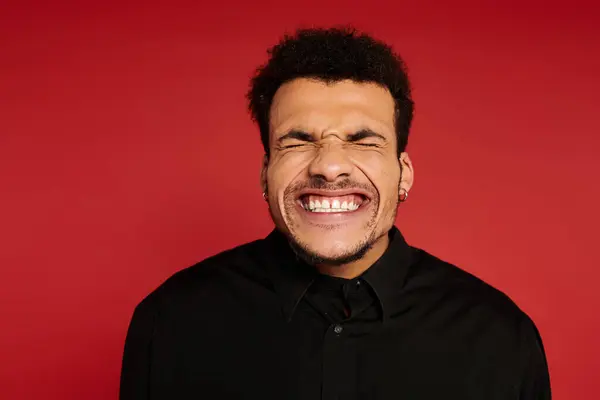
[261,225,416,323]
[360,226,415,322]
[262,229,317,321]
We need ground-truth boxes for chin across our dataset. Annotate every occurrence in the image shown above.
[288,233,373,266]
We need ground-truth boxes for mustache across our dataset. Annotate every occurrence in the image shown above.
[285,177,377,196]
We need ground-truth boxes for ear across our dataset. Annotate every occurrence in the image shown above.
[399,152,414,192]
[260,154,268,194]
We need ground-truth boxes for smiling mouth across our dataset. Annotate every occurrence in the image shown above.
[298,194,368,213]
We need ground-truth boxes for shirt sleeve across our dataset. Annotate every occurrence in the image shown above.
[519,316,552,399]
[119,294,157,400]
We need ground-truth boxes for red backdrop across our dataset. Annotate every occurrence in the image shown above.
[1,1,599,399]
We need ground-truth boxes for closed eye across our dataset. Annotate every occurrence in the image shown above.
[277,130,314,144]
[356,143,380,147]
[347,129,387,148]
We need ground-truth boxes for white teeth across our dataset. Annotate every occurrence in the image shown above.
[303,198,362,212]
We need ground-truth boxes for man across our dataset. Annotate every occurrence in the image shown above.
[120,27,551,399]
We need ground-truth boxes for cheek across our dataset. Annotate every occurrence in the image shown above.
[349,152,401,197]
[267,153,312,192]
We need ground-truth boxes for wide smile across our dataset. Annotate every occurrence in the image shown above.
[298,193,368,212]
[293,189,373,221]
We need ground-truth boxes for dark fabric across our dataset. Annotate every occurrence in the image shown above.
[120,226,551,399]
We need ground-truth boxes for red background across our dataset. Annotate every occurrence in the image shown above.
[1,1,599,399]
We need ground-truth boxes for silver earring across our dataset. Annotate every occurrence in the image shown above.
[262,192,268,201]
[399,189,409,202]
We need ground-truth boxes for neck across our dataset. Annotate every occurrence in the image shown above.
[315,233,390,279]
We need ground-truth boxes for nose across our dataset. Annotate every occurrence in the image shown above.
[307,142,354,182]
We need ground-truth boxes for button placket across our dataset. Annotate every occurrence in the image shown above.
[322,322,350,399]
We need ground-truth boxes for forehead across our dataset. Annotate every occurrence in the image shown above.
[269,78,396,137]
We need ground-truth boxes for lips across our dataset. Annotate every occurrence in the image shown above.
[295,189,371,213]
[299,194,365,212]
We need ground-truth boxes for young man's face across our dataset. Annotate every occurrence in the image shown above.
[263,78,413,265]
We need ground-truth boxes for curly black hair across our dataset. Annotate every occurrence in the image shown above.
[247,26,414,157]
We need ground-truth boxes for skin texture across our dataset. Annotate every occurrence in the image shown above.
[262,78,414,278]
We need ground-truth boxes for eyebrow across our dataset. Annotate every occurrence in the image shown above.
[276,128,387,144]
[276,130,316,144]
[346,129,388,143]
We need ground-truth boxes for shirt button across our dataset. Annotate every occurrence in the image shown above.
[333,324,343,334]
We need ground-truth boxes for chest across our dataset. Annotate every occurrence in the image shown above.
[149,301,519,400]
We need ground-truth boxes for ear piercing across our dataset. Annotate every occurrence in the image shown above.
[399,189,409,202]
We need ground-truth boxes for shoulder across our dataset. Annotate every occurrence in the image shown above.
[408,248,535,334]
[406,248,545,366]
[132,237,270,314]
[407,249,549,390]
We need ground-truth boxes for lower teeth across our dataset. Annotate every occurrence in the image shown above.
[306,207,357,212]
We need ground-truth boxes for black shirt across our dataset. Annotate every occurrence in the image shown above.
[119,226,551,399]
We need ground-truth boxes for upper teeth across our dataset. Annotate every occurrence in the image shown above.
[305,198,360,212]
